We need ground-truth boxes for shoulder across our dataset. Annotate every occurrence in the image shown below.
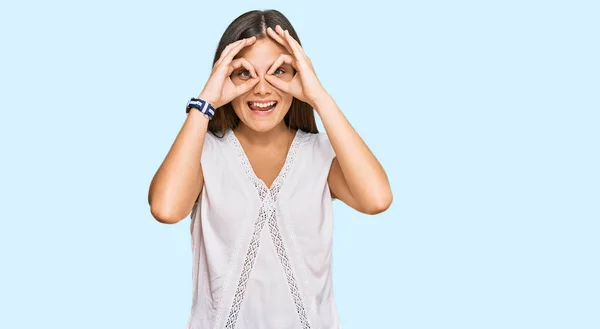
[200,130,228,164]
[205,129,227,143]
[203,130,229,149]
[298,130,335,162]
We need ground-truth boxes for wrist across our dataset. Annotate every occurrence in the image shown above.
[197,93,219,109]
[186,96,216,119]
[187,107,211,123]
[312,93,334,112]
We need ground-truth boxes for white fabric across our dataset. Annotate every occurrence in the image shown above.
[186,128,342,329]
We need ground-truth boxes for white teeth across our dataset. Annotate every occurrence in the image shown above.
[250,101,276,108]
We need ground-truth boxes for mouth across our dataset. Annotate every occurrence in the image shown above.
[247,101,278,115]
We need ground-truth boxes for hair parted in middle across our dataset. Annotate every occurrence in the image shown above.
[207,9,319,137]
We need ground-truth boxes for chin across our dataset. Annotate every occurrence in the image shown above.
[240,116,286,133]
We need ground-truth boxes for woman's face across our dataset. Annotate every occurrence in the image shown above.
[230,36,295,133]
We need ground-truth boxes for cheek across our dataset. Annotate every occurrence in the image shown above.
[281,93,293,104]
[231,98,246,115]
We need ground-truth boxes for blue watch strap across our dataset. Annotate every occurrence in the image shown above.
[186,97,215,119]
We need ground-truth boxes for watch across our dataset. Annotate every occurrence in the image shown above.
[186,97,215,119]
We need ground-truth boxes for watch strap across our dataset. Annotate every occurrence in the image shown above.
[186,97,215,119]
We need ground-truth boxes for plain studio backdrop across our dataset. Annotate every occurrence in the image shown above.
[0,1,598,328]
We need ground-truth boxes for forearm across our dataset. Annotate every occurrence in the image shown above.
[314,94,392,209]
[148,109,209,223]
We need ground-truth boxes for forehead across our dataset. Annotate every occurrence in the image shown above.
[234,37,290,68]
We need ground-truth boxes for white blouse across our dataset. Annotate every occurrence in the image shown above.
[186,128,342,329]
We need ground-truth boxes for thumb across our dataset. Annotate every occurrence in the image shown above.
[236,77,259,95]
[264,75,290,93]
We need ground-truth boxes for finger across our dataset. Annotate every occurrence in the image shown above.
[237,76,260,93]
[228,57,257,78]
[218,37,256,67]
[275,24,286,36]
[217,38,252,68]
[222,37,253,57]
[266,27,293,55]
[266,53,296,75]
[274,26,307,63]
[223,37,256,64]
[283,30,305,57]
[275,25,302,53]
[215,38,247,66]
[264,74,290,93]
[282,30,313,71]
[274,25,295,52]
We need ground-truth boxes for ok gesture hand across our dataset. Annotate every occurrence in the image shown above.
[199,37,259,109]
[264,25,328,109]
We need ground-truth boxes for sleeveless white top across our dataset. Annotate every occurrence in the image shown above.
[186,128,342,329]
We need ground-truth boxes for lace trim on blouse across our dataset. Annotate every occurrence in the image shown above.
[222,129,311,329]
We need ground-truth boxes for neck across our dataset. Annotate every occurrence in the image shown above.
[234,122,294,146]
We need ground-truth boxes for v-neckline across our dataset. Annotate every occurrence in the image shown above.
[227,128,302,194]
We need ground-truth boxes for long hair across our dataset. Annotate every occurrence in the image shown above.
[207,9,319,137]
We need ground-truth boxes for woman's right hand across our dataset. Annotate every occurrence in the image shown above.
[198,37,259,109]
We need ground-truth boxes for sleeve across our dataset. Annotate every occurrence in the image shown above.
[315,132,336,166]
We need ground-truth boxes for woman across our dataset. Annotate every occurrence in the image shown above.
[148,9,392,329]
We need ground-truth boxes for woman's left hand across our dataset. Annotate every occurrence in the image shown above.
[264,25,329,109]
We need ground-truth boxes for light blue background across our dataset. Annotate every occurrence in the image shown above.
[1,0,598,328]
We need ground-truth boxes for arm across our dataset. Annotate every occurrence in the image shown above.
[148,37,260,224]
[316,94,393,215]
[148,110,209,224]
[262,26,392,214]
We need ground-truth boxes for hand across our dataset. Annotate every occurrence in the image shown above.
[198,37,259,109]
[264,25,328,109]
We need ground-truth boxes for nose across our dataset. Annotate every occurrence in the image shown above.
[253,74,272,95]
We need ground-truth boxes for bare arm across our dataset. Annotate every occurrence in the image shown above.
[263,26,392,215]
[148,110,209,224]
[316,94,393,215]
[148,37,260,224]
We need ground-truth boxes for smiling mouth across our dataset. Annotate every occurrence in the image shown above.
[247,101,278,113]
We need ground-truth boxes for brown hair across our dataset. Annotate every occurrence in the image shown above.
[207,9,319,137]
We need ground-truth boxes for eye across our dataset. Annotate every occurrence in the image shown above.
[236,69,251,78]
[273,68,285,75]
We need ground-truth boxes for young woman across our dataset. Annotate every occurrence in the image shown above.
[148,9,392,329]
